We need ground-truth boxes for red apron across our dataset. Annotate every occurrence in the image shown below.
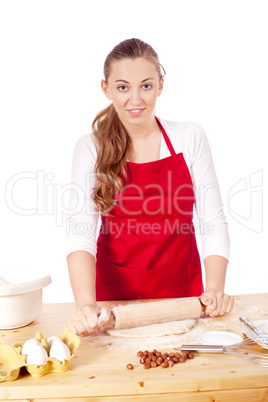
[96,117,203,301]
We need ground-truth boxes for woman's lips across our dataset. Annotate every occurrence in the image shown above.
[127,108,145,117]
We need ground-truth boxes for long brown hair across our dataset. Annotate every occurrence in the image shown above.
[92,38,165,214]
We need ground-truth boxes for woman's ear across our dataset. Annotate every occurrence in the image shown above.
[101,80,112,100]
[157,76,164,97]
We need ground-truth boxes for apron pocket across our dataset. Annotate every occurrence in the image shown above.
[96,259,190,301]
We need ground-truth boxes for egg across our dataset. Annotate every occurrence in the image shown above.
[26,344,48,365]
[49,341,71,362]
[47,335,62,347]
[21,338,41,355]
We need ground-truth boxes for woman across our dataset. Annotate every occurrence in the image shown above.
[66,38,234,336]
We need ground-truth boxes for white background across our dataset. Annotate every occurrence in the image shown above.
[0,0,267,303]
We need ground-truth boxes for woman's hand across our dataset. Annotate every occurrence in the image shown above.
[200,290,234,317]
[67,304,111,336]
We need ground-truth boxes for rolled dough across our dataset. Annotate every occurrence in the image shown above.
[106,319,196,339]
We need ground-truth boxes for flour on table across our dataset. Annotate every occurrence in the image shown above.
[85,318,228,350]
[106,319,196,339]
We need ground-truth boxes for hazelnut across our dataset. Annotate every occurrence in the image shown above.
[156,357,163,366]
[126,363,133,370]
[144,363,151,369]
[161,361,169,368]
[137,348,194,369]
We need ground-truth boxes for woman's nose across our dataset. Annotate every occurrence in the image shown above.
[129,89,142,105]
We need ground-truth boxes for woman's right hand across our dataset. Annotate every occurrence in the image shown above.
[67,304,111,336]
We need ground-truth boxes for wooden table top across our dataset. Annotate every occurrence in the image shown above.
[1,293,268,401]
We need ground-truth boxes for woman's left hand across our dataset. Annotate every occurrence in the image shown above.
[200,290,234,317]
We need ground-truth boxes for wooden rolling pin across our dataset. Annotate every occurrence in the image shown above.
[106,297,206,330]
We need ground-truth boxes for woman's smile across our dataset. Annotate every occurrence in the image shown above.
[127,108,145,117]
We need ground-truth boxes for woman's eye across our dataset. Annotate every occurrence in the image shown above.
[143,84,152,90]
[118,85,128,91]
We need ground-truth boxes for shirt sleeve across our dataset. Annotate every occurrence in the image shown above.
[65,133,100,259]
[185,122,230,262]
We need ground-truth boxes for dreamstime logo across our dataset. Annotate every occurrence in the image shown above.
[227,170,263,233]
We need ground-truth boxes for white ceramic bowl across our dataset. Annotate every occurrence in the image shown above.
[0,266,51,330]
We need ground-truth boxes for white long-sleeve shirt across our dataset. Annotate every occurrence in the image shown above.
[65,118,230,262]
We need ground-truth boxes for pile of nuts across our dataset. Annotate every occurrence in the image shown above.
[126,349,194,370]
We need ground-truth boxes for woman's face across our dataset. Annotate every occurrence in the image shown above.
[101,57,164,128]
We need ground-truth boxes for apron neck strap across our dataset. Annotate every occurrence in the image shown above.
[155,116,176,157]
